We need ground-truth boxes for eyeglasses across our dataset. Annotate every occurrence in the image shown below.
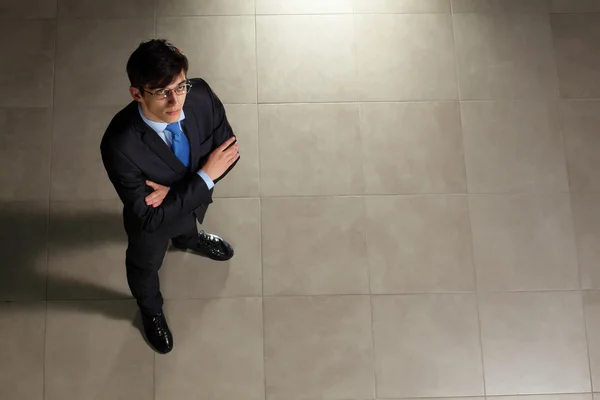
[142,81,192,100]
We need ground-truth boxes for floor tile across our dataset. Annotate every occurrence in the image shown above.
[47,200,131,300]
[452,0,549,13]
[256,0,353,14]
[552,14,600,99]
[355,14,457,101]
[51,106,122,201]
[372,294,483,397]
[454,13,558,99]
[0,108,52,201]
[0,20,55,107]
[0,201,48,301]
[561,100,600,192]
[158,16,256,104]
[0,0,56,18]
[58,0,153,18]
[583,291,600,389]
[256,15,357,102]
[551,0,600,13]
[360,101,466,194]
[0,302,45,400]
[212,104,259,198]
[264,295,374,400]
[259,103,363,196]
[366,195,475,293]
[469,193,579,290]
[262,197,369,295]
[156,298,264,400]
[157,0,255,15]
[55,19,154,107]
[354,0,450,13]
[45,300,153,400]
[572,194,600,289]
[161,198,262,298]
[479,291,591,394]
[461,101,568,193]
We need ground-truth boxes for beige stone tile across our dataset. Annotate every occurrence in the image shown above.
[372,294,483,397]
[257,0,353,14]
[360,101,466,194]
[264,295,374,400]
[493,395,592,400]
[0,201,48,301]
[0,20,55,107]
[551,0,600,13]
[47,200,131,300]
[584,291,600,389]
[552,15,600,98]
[259,103,363,196]
[354,0,450,13]
[0,108,52,201]
[161,198,262,298]
[0,0,56,17]
[469,193,579,290]
[45,300,153,400]
[158,0,255,15]
[212,104,259,198]
[454,13,558,99]
[572,194,600,289]
[461,101,568,193]
[58,0,153,18]
[55,19,153,107]
[479,292,591,394]
[158,16,256,104]
[156,298,264,400]
[366,195,475,293]
[452,0,549,13]
[561,100,600,192]
[262,197,369,295]
[257,15,357,102]
[356,14,457,101]
[51,106,121,201]
[0,302,45,400]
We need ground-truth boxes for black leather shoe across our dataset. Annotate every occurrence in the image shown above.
[173,230,234,261]
[141,311,173,354]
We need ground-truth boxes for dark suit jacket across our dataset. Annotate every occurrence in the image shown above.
[100,78,237,237]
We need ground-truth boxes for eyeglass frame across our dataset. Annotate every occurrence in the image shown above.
[140,80,193,100]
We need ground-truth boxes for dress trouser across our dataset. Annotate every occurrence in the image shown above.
[124,212,200,316]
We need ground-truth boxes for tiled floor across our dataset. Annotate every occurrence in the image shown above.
[1,0,600,399]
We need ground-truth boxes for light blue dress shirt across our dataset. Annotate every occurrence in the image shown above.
[138,104,214,190]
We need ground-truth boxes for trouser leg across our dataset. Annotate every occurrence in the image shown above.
[125,233,170,316]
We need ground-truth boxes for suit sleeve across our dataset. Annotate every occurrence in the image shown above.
[206,84,239,184]
[101,141,213,233]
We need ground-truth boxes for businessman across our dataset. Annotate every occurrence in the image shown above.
[100,39,240,354]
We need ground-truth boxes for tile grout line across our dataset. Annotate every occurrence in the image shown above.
[254,3,268,400]
[352,4,378,397]
[42,1,61,398]
[450,0,488,394]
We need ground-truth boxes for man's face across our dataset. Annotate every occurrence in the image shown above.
[131,70,188,124]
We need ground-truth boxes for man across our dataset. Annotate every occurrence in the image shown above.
[100,39,240,354]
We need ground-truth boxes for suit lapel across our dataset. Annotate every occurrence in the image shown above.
[132,104,187,174]
[182,103,199,169]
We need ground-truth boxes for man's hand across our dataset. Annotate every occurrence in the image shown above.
[145,180,169,208]
[201,137,240,181]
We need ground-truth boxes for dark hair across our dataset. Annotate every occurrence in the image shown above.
[126,39,189,93]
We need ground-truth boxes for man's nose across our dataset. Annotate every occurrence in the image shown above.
[167,91,179,104]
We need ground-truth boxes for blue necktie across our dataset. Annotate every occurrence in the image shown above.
[166,122,190,167]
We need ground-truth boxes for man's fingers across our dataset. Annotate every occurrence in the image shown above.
[146,180,158,189]
[217,137,236,152]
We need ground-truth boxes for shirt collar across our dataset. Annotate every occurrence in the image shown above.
[137,103,185,134]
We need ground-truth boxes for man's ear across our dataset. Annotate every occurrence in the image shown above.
[129,86,143,102]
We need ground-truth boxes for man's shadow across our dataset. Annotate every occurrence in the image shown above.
[0,201,229,339]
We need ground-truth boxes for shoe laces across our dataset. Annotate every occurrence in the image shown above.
[150,314,168,337]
